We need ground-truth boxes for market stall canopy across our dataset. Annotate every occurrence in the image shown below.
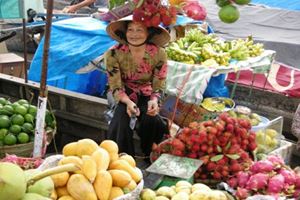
[251,0,300,10]
[200,0,300,68]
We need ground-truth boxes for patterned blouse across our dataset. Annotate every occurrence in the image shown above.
[104,44,168,103]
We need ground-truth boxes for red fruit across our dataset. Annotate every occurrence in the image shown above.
[223,131,232,138]
[192,144,200,152]
[206,126,218,135]
[212,171,222,180]
[207,146,214,154]
[207,134,214,141]
[187,152,197,158]
[219,112,230,121]
[202,120,214,127]
[200,144,208,152]
[151,14,161,27]
[172,149,184,156]
[172,138,185,151]
[200,174,207,179]
[226,123,234,132]
[238,118,251,130]
[217,158,227,166]
[190,129,199,135]
[240,151,249,160]
[242,139,249,147]
[248,132,256,142]
[207,162,217,171]
[200,155,210,164]
[221,170,229,177]
[215,121,225,132]
[227,177,238,188]
[230,163,241,172]
[198,130,208,143]
[248,142,257,151]
[161,14,172,26]
[213,139,220,146]
[189,121,199,129]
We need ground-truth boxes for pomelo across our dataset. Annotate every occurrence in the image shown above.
[0,162,27,200]
[4,133,17,145]
[0,97,7,105]
[218,5,240,23]
[9,124,22,135]
[234,0,251,5]
[15,105,28,116]
[18,99,29,105]
[217,0,231,7]
[11,114,25,126]
[22,122,34,134]
[0,115,10,128]
[21,193,52,200]
[18,132,30,144]
[0,128,8,140]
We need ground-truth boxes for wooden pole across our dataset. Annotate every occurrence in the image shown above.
[33,0,54,158]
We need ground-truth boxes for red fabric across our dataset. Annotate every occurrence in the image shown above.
[226,62,300,97]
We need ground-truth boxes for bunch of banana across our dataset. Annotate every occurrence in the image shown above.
[244,36,264,57]
[185,29,218,46]
[166,38,203,64]
[201,43,231,66]
[229,39,250,60]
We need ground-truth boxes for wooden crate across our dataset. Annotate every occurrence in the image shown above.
[0,53,24,78]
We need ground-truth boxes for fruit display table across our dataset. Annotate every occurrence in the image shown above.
[165,50,276,104]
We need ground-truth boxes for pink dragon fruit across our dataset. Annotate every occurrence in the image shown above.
[235,187,250,200]
[267,174,285,194]
[250,160,274,173]
[182,0,207,21]
[237,171,250,188]
[227,177,238,188]
[267,155,284,168]
[246,173,269,191]
[295,175,300,189]
[279,168,296,185]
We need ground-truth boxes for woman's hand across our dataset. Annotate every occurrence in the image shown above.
[147,100,159,116]
[126,101,140,117]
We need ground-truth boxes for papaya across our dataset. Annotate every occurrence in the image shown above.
[76,139,99,156]
[81,155,97,183]
[108,187,124,200]
[94,170,112,200]
[124,180,137,191]
[51,172,70,188]
[108,170,132,187]
[99,140,119,154]
[62,142,78,156]
[67,174,97,200]
[119,154,136,167]
[58,196,75,200]
[109,160,142,183]
[91,147,110,171]
[56,187,69,197]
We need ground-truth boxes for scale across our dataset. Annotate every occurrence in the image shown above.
[145,154,203,189]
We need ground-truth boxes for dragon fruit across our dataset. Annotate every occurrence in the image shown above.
[249,160,274,173]
[237,171,250,188]
[295,175,300,189]
[267,155,284,168]
[246,173,269,191]
[279,168,296,185]
[182,0,207,21]
[235,187,250,200]
[267,174,285,194]
[227,177,238,188]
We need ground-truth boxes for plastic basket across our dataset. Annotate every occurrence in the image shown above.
[0,142,34,158]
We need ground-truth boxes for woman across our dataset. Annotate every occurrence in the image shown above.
[104,17,171,158]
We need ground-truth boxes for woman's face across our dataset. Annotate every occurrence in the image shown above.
[126,22,148,46]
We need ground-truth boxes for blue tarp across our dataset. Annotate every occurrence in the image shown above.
[252,0,300,11]
[29,15,221,96]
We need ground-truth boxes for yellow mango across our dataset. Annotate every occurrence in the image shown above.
[51,172,70,188]
[109,160,142,183]
[56,187,69,197]
[108,187,124,200]
[109,152,119,164]
[94,170,112,200]
[76,139,99,156]
[67,174,97,200]
[58,195,75,200]
[124,180,137,191]
[99,140,119,154]
[119,154,136,168]
[58,156,83,168]
[108,170,132,187]
[81,155,97,183]
[91,147,110,171]
[62,142,78,156]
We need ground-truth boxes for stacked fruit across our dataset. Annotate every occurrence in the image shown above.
[166,29,264,66]
[227,109,262,127]
[132,0,177,27]
[140,181,228,200]
[151,112,257,181]
[256,128,280,154]
[217,0,251,23]
[0,97,55,146]
[226,155,300,199]
[51,139,143,200]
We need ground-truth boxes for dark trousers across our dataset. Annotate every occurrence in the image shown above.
[107,95,169,156]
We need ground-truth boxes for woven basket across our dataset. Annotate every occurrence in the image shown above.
[0,142,34,158]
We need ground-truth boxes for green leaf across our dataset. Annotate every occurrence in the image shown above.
[136,0,144,8]
[210,154,224,162]
[217,145,222,153]
[225,142,231,151]
[225,154,240,160]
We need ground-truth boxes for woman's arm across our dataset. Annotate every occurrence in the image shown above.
[64,0,96,13]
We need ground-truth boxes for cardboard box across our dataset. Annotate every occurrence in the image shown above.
[160,95,216,127]
[0,53,24,78]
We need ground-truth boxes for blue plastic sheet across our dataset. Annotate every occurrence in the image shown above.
[29,17,115,95]
[251,0,300,11]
